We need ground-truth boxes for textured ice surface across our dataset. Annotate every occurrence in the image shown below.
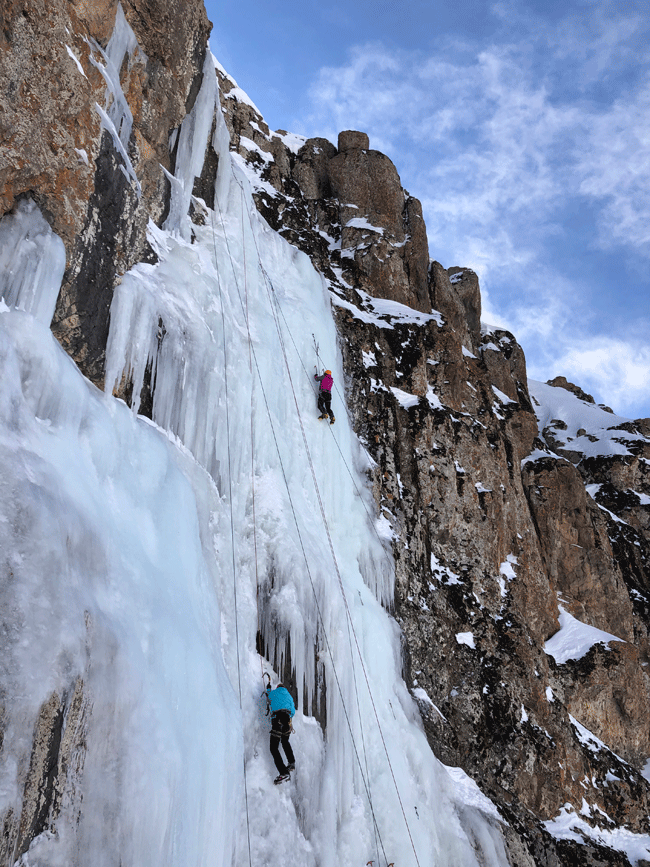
[0,309,239,867]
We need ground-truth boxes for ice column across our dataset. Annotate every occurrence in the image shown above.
[213,55,233,209]
[164,50,218,238]
[0,198,66,326]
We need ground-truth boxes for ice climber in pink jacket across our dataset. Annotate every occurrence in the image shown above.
[314,369,335,424]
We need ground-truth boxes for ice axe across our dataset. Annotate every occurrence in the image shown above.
[262,672,272,714]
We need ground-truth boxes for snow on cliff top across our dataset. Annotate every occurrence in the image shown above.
[213,54,306,154]
[528,379,648,461]
[213,53,264,116]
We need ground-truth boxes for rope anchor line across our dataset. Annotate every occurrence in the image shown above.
[213,172,420,867]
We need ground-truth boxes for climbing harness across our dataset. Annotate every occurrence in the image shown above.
[270,710,294,737]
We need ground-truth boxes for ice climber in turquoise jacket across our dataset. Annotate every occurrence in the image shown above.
[266,683,296,784]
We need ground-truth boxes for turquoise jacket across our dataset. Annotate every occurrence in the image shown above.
[267,685,296,717]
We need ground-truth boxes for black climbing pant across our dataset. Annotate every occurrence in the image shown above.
[317,391,334,421]
[270,711,295,775]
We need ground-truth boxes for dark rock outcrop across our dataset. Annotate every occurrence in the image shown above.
[0,679,89,864]
[546,376,596,404]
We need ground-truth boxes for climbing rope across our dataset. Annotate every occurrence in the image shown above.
[216,173,422,867]
[223,174,422,866]
[211,206,253,867]
[214,187,389,866]
[239,183,266,691]
[230,176,395,584]
[259,264,386,867]
[264,271,422,867]
[272,292,396,594]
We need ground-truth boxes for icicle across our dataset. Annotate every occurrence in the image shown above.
[213,54,233,210]
[89,2,145,195]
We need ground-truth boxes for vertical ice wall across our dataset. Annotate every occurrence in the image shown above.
[0,313,241,866]
[0,20,240,867]
[105,54,512,867]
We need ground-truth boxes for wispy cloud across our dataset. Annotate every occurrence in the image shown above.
[294,1,650,416]
[301,26,650,263]
[577,84,650,254]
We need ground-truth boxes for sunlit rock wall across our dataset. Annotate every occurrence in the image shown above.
[0,0,211,386]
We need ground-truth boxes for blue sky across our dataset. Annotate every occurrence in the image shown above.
[208,0,650,420]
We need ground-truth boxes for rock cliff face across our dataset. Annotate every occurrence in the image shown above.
[1,4,650,864]
[218,68,650,864]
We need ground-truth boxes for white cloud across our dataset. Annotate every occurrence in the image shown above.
[299,6,650,268]
[546,337,650,419]
[577,83,650,255]
[293,2,650,417]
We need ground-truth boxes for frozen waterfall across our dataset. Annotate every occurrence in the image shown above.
[0,44,512,867]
